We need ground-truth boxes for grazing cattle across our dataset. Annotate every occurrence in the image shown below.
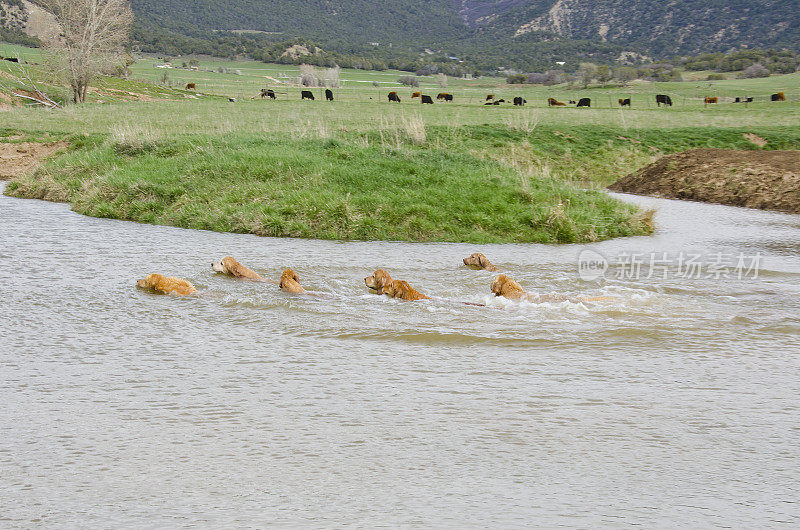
[513,96,526,106]
[228,97,237,102]
[548,97,566,106]
[486,94,494,101]
[185,83,196,90]
[412,92,421,99]
[746,97,754,103]
[3,57,19,63]
[491,99,505,105]
[735,97,741,103]
[771,92,786,101]
[704,96,718,104]
[618,98,631,107]
[325,89,334,101]
[388,91,401,103]
[568,100,576,105]
[437,93,453,102]
[420,94,434,104]
[656,94,673,107]
[577,98,591,107]
[260,88,276,99]
[301,90,315,100]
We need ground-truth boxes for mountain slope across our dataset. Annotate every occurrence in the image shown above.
[470,0,800,56]
[131,0,468,46]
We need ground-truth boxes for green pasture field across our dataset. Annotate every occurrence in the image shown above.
[2,43,799,243]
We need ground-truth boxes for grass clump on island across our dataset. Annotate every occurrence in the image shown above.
[5,128,653,244]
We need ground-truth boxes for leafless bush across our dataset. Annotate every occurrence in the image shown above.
[739,63,770,79]
[436,73,447,88]
[398,75,419,87]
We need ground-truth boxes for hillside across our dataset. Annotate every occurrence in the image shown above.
[3,0,800,70]
[473,0,800,57]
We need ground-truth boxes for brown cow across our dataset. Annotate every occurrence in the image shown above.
[704,96,718,104]
[412,92,421,98]
[548,97,566,106]
[771,92,786,101]
[388,91,401,102]
[437,93,453,102]
[185,83,196,90]
[486,94,494,101]
[618,98,631,107]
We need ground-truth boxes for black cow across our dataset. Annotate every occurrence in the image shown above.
[568,100,576,105]
[771,92,786,101]
[260,89,276,99]
[325,89,333,101]
[577,98,591,107]
[436,93,453,102]
[513,97,526,106]
[388,91,401,103]
[489,99,505,105]
[746,97,754,103]
[735,97,741,103]
[656,94,672,107]
[301,90,315,100]
[3,57,19,63]
[619,98,631,107]
[420,94,434,104]
[228,97,237,102]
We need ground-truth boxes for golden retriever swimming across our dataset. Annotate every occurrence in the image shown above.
[463,252,500,271]
[279,268,306,294]
[381,279,430,301]
[491,274,614,303]
[136,273,197,296]
[364,269,394,294]
[212,256,276,283]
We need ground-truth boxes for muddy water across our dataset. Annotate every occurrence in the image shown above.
[1,182,798,527]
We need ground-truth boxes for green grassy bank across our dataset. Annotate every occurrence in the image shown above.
[6,123,800,243]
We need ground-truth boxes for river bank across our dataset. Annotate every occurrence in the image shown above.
[5,123,800,244]
[609,148,800,213]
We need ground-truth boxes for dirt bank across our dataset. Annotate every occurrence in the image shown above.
[609,149,800,214]
[0,141,68,180]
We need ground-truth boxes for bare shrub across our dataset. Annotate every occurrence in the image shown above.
[298,64,317,87]
[322,66,340,88]
[436,73,447,88]
[398,75,419,87]
[739,63,770,79]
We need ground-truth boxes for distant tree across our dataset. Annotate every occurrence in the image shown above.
[596,65,612,86]
[615,66,637,84]
[506,74,526,84]
[42,0,133,103]
[707,73,725,81]
[578,62,597,88]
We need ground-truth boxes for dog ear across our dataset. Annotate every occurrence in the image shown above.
[478,254,488,267]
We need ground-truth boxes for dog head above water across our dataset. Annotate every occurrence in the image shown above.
[280,268,305,294]
[212,256,264,280]
[381,279,430,301]
[490,274,527,300]
[364,269,393,294]
[463,252,500,271]
[136,273,197,296]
